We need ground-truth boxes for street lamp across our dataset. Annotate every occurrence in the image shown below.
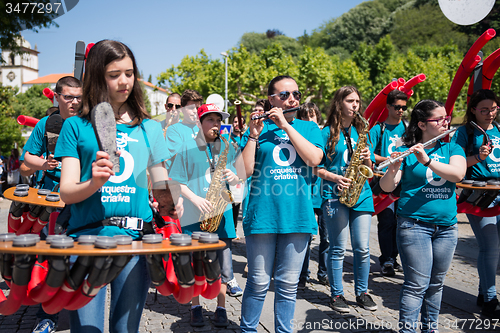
[221,52,228,123]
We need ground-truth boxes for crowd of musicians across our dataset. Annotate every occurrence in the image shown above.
[5,39,500,333]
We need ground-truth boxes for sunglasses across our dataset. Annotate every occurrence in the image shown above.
[390,104,407,111]
[474,106,500,115]
[58,93,82,102]
[270,90,302,101]
[167,103,181,109]
[424,116,451,126]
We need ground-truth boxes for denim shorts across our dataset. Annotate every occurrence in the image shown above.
[218,238,233,284]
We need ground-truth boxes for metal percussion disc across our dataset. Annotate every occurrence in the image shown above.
[94,236,117,249]
[45,194,60,202]
[487,180,500,186]
[15,184,29,190]
[473,181,487,187]
[13,235,38,247]
[50,237,75,249]
[191,231,209,240]
[142,234,163,244]
[45,234,67,244]
[78,235,97,245]
[114,235,133,245]
[37,188,51,196]
[198,233,219,244]
[170,233,192,246]
[0,233,16,242]
[461,180,474,184]
[13,189,29,197]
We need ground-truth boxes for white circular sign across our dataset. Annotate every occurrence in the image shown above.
[439,0,495,25]
[206,94,225,111]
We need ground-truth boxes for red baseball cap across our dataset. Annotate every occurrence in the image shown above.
[197,103,230,121]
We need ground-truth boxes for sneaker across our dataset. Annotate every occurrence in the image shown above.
[477,294,484,307]
[381,260,395,277]
[213,307,229,328]
[298,279,307,290]
[32,319,56,333]
[330,295,350,313]
[317,275,329,286]
[190,305,205,327]
[356,293,378,311]
[227,278,243,297]
[393,261,404,272]
[482,298,500,319]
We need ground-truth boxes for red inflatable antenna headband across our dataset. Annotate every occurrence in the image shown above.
[43,87,54,104]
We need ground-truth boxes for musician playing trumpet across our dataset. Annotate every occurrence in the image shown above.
[452,89,500,318]
[379,100,466,333]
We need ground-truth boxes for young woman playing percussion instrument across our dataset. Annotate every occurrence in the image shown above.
[380,100,466,333]
[315,86,377,313]
[453,89,500,318]
[239,75,324,333]
[55,39,181,333]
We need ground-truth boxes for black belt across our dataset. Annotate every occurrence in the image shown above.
[67,216,144,235]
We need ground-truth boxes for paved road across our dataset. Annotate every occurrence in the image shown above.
[0,197,498,332]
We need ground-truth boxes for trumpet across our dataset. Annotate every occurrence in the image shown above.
[375,127,457,171]
[251,106,300,120]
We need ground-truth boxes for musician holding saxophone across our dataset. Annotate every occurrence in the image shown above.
[240,75,323,333]
[379,100,466,333]
[314,86,377,313]
[452,89,500,319]
[169,103,244,328]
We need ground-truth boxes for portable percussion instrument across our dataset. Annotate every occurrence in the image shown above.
[456,179,500,217]
[0,232,226,316]
[4,185,64,235]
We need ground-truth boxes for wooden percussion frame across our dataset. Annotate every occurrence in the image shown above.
[3,187,65,209]
[456,182,500,191]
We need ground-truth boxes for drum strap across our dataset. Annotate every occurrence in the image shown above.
[67,216,146,235]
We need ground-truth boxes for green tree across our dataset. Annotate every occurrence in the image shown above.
[12,84,53,119]
[139,82,152,115]
[239,32,303,58]
[0,84,24,152]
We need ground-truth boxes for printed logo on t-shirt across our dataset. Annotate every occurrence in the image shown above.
[388,135,403,155]
[424,153,451,188]
[342,138,357,172]
[100,132,138,203]
[272,133,296,167]
[488,136,500,163]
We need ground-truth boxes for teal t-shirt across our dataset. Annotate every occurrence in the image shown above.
[453,124,500,180]
[320,126,375,212]
[396,141,465,226]
[55,116,168,239]
[369,122,406,172]
[242,119,324,235]
[165,122,199,170]
[169,135,237,239]
[22,115,61,191]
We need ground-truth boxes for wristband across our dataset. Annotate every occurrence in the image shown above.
[423,158,432,167]
[248,136,259,142]
[476,154,485,162]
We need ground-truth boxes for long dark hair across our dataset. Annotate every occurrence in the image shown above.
[324,86,365,160]
[463,89,499,125]
[402,99,444,146]
[80,40,149,125]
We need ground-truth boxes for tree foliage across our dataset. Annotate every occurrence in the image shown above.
[0,84,24,153]
[12,84,53,119]
[239,32,303,58]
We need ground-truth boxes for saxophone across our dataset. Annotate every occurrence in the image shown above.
[200,132,234,232]
[339,111,374,207]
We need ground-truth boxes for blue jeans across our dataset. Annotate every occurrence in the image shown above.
[397,217,457,333]
[240,233,309,333]
[467,213,500,302]
[300,208,329,281]
[69,255,151,333]
[323,199,371,297]
[218,238,233,284]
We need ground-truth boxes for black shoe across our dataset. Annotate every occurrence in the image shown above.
[330,295,350,313]
[298,279,307,290]
[317,275,329,286]
[393,261,403,272]
[482,298,500,319]
[213,307,229,327]
[190,306,205,327]
[381,261,395,277]
[477,294,484,307]
[356,293,378,311]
